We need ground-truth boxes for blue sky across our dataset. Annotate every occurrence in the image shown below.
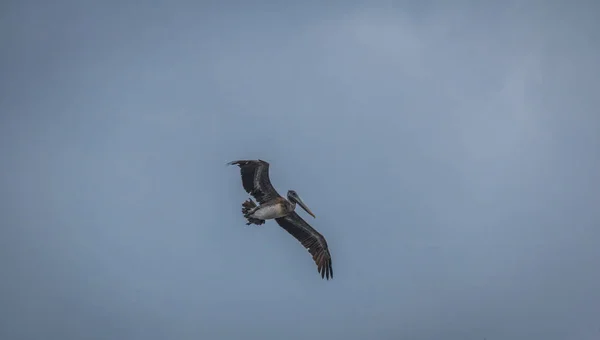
[1,1,599,339]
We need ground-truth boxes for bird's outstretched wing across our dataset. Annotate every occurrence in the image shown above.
[275,211,333,280]
[227,159,281,204]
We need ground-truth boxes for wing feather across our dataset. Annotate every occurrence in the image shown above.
[228,159,280,204]
[275,211,333,280]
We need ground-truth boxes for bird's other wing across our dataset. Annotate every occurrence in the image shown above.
[275,211,333,280]
[227,159,280,204]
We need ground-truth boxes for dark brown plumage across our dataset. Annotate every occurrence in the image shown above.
[228,159,334,280]
[228,160,279,204]
[241,199,265,226]
[275,212,333,280]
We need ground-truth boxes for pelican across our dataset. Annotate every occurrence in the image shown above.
[227,159,333,280]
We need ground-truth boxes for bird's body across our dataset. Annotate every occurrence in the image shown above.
[227,159,333,280]
[246,196,291,220]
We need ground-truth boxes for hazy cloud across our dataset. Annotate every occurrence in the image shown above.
[1,1,599,339]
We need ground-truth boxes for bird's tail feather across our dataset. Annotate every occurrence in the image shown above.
[241,199,265,226]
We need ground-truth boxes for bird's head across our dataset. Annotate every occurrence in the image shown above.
[287,190,316,218]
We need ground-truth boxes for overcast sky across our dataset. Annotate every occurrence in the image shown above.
[1,1,599,339]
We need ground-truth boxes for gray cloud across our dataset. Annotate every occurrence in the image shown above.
[1,1,599,339]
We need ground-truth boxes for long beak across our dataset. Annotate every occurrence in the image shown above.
[296,197,316,218]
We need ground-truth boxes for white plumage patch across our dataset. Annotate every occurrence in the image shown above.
[251,204,286,220]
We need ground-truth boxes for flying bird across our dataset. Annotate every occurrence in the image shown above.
[227,159,333,280]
